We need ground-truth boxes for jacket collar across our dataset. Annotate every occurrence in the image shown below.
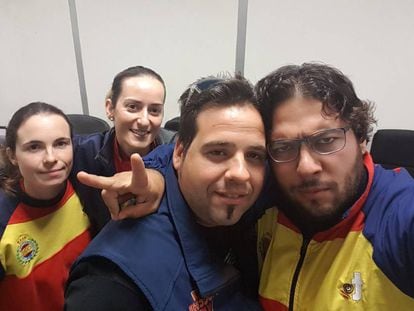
[164,163,241,297]
[94,128,116,167]
[95,128,175,169]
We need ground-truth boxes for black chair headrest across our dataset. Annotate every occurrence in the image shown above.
[370,129,414,177]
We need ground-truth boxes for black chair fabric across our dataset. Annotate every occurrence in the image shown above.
[370,129,414,177]
[0,126,6,147]
[67,114,110,135]
[164,116,180,132]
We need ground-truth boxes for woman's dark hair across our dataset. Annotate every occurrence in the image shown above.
[110,66,166,106]
[0,102,72,194]
[178,74,258,152]
[255,63,376,142]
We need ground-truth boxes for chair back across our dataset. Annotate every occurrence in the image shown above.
[67,114,110,135]
[370,129,414,177]
[0,126,6,147]
[164,116,180,132]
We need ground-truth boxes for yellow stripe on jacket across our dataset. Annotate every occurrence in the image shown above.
[257,208,414,310]
[0,193,90,278]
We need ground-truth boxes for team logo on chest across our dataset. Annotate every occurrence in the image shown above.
[16,234,39,265]
[189,290,213,311]
[340,272,363,301]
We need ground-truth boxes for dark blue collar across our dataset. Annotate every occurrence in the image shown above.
[164,163,241,297]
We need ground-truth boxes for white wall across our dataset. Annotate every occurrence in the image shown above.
[1,0,413,131]
[245,0,414,131]
[0,0,238,126]
[76,0,239,122]
[0,0,82,126]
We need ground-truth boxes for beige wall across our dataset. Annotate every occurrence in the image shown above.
[1,0,414,131]
[245,0,414,130]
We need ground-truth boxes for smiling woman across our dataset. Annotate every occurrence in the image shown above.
[71,65,177,232]
[0,102,91,311]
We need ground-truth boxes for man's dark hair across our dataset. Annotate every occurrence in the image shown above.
[255,63,376,142]
[110,65,166,105]
[178,75,258,152]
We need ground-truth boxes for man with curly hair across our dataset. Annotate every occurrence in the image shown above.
[255,63,414,310]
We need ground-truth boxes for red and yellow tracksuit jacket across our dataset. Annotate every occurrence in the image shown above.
[0,181,91,311]
[257,154,414,310]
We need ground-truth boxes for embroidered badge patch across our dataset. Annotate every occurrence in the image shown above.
[340,272,363,301]
[189,290,213,311]
[16,234,39,265]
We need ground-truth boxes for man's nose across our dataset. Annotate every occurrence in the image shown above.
[224,154,250,182]
[296,144,322,177]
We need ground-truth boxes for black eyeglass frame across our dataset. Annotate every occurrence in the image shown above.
[267,126,351,163]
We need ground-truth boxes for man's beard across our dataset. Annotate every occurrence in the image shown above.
[275,157,367,237]
[226,205,235,220]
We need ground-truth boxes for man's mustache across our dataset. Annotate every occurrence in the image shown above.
[293,179,335,191]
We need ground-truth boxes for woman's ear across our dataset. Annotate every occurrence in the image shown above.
[6,147,18,166]
[105,99,115,121]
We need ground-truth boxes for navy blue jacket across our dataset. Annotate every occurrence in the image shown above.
[71,128,176,234]
[68,155,261,310]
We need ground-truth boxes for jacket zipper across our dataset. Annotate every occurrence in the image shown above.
[288,237,310,311]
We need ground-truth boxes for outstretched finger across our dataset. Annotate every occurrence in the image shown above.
[77,171,115,190]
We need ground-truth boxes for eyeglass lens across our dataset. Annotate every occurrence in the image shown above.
[268,128,347,162]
